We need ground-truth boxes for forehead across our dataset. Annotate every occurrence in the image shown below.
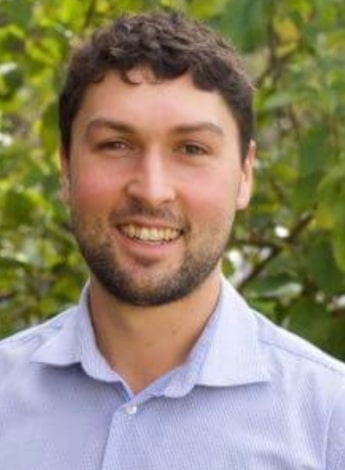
[73,69,239,136]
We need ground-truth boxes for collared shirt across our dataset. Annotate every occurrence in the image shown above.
[0,279,345,469]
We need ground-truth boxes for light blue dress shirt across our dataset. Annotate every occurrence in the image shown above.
[1,278,345,469]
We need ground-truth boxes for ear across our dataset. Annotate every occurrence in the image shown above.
[236,140,256,210]
[59,144,71,204]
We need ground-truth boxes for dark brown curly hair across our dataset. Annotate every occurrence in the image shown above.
[59,11,254,159]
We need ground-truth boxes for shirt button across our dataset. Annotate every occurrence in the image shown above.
[125,405,138,416]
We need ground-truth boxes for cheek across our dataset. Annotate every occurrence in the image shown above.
[69,169,121,212]
[181,170,239,221]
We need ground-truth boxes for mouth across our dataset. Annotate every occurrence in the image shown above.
[119,224,182,243]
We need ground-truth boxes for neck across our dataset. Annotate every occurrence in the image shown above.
[88,271,221,394]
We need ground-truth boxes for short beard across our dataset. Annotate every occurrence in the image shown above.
[71,198,232,307]
[76,235,226,307]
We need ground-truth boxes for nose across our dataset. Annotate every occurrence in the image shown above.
[125,151,176,207]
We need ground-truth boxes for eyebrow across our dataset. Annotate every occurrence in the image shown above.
[85,118,224,138]
[172,122,224,137]
[85,118,136,135]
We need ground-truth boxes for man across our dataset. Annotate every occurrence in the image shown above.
[0,11,344,469]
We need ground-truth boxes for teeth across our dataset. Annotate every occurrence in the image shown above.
[120,224,180,242]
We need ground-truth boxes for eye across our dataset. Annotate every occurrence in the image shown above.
[179,143,208,156]
[96,140,130,151]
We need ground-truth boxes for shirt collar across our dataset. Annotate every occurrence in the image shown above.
[197,277,270,387]
[31,283,122,383]
[163,277,270,397]
[31,278,271,390]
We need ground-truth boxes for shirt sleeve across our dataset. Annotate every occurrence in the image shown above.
[326,383,345,470]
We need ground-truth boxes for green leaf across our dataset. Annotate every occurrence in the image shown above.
[305,236,344,294]
[2,188,36,226]
[0,64,24,100]
[246,273,298,298]
[0,256,30,270]
[298,125,330,177]
[332,223,345,272]
[216,0,271,51]
[2,0,34,30]
[288,297,331,347]
[292,173,321,212]
[262,91,299,111]
[40,101,59,155]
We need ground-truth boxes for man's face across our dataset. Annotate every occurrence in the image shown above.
[61,69,254,306]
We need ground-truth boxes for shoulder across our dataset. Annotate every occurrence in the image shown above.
[0,307,76,372]
[221,278,345,382]
[249,306,345,468]
[253,308,345,380]
[252,309,345,468]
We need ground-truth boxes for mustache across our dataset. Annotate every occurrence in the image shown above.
[109,199,186,228]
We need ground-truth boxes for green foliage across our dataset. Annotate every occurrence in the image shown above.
[1,0,344,359]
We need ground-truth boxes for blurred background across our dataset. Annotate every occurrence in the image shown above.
[0,0,345,359]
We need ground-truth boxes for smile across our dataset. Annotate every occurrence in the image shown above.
[119,224,181,242]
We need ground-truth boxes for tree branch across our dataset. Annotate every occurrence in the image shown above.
[237,212,313,290]
[82,0,97,31]
[0,292,15,303]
